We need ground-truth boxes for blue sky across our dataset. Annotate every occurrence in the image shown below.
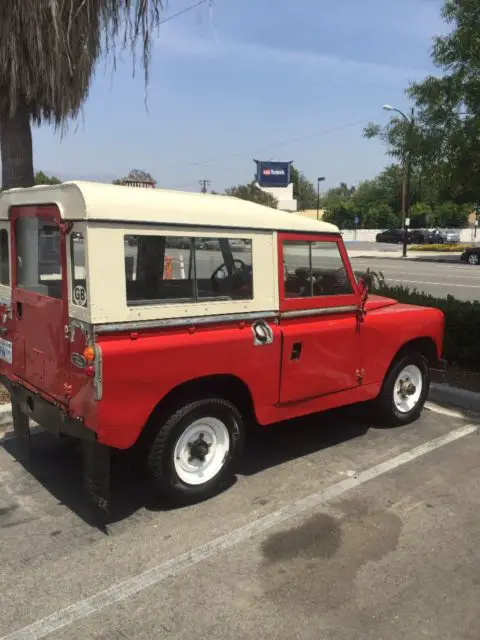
[32,0,446,193]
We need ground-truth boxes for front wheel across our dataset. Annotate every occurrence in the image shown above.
[374,353,430,426]
[468,253,479,266]
[147,398,245,506]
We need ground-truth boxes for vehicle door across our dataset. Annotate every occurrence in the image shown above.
[278,234,362,404]
[9,205,70,403]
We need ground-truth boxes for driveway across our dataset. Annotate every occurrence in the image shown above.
[0,403,479,639]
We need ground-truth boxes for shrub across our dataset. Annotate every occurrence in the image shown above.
[376,284,480,370]
[409,243,471,252]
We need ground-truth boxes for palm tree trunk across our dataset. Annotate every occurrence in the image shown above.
[0,103,34,190]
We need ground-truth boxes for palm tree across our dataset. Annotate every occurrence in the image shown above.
[0,1,165,190]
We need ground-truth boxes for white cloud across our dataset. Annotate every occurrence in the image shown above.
[155,27,430,85]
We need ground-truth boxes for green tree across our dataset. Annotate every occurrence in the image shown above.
[323,202,357,229]
[0,1,166,190]
[226,182,278,209]
[113,169,156,186]
[362,204,400,230]
[290,166,317,211]
[34,171,61,185]
[409,202,433,229]
[408,0,480,205]
[364,1,480,208]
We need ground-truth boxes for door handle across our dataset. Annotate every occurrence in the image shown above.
[16,301,23,319]
[291,342,302,361]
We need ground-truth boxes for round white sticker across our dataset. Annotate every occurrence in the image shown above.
[73,285,87,307]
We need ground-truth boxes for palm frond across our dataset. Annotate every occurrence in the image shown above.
[0,0,165,124]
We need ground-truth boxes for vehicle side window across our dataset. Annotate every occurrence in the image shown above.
[125,235,253,305]
[15,217,62,299]
[70,232,88,308]
[0,229,9,285]
[283,240,353,298]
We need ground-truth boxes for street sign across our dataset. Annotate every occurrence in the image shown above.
[354,216,359,225]
[405,218,411,227]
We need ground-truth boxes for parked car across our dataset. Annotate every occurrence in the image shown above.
[0,182,445,516]
[376,229,410,244]
[409,229,430,244]
[460,245,480,265]
[429,229,461,244]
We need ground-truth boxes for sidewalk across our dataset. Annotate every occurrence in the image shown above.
[347,250,463,263]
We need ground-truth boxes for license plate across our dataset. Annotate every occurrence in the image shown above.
[0,338,13,365]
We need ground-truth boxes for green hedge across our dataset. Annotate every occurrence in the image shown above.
[377,284,480,370]
[409,243,470,252]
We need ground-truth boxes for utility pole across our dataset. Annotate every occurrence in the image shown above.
[316,176,326,220]
[199,179,211,194]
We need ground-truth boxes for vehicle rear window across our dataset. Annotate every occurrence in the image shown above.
[283,240,353,298]
[0,229,9,285]
[70,232,88,308]
[124,235,253,305]
[15,217,62,299]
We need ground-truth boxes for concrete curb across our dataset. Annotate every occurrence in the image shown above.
[429,383,480,414]
[0,382,478,442]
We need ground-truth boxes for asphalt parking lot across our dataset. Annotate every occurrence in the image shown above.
[1,403,479,639]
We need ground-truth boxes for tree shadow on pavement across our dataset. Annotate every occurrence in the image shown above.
[1,403,373,530]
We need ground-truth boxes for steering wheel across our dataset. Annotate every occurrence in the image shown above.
[211,259,250,292]
[211,259,248,280]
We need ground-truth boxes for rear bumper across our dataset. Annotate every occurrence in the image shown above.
[1,376,96,441]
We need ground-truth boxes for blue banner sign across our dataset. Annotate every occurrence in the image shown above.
[255,161,292,188]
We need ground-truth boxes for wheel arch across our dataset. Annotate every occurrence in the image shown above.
[135,374,256,452]
[385,336,440,380]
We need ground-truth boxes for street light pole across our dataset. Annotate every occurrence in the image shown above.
[317,176,325,220]
[383,105,414,258]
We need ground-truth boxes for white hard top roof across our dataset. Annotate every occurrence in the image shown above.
[0,181,339,234]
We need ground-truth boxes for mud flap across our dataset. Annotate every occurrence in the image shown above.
[11,399,31,463]
[82,440,111,528]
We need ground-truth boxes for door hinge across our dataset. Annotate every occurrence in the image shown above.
[65,324,75,342]
[355,368,365,384]
[58,221,73,236]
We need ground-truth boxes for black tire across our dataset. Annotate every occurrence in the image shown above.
[374,352,430,427]
[147,398,244,506]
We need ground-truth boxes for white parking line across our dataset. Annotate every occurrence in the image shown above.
[2,423,477,640]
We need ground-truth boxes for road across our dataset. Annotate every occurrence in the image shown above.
[350,256,480,302]
[1,404,479,639]
[103,242,480,302]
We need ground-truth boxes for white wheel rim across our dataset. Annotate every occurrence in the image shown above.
[469,254,479,265]
[393,365,423,413]
[173,417,230,486]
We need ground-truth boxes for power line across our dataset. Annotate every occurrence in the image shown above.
[159,0,212,25]
[161,119,369,173]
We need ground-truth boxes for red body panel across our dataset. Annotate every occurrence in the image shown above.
[95,323,283,448]
[94,296,443,449]
[279,312,360,403]
[10,206,69,403]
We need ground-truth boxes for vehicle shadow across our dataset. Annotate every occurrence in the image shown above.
[2,404,373,530]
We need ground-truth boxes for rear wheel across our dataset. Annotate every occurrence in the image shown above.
[468,253,479,266]
[147,398,245,505]
[374,352,430,426]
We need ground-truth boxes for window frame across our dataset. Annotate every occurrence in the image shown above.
[0,223,10,288]
[124,232,254,306]
[278,232,360,312]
